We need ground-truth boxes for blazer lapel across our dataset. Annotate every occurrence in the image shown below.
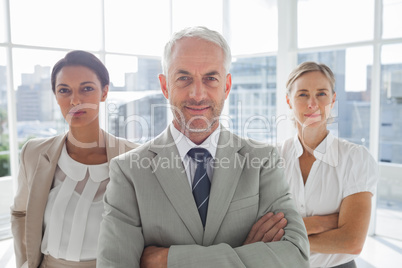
[104,130,137,162]
[26,133,67,266]
[149,129,204,244]
[203,129,244,246]
[104,130,119,162]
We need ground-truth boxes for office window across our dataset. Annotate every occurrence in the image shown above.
[383,0,402,39]
[229,0,278,55]
[106,55,139,90]
[298,0,374,48]
[298,46,373,146]
[105,0,169,55]
[0,48,9,177]
[172,0,223,33]
[379,44,402,164]
[0,47,12,240]
[105,54,166,143]
[376,44,402,241]
[226,1,278,143]
[10,0,102,50]
[0,0,6,43]
[229,56,277,142]
[13,49,68,145]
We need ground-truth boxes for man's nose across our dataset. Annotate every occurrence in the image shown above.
[189,79,206,101]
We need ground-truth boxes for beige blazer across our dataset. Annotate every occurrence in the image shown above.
[11,131,138,268]
[97,127,310,268]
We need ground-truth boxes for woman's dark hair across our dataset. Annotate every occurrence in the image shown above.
[51,50,109,93]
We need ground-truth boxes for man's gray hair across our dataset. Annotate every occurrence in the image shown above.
[162,26,232,76]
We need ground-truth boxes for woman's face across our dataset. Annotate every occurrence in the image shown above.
[54,65,108,128]
[286,71,336,130]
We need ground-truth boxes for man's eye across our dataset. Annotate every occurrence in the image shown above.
[299,93,307,97]
[176,76,192,87]
[206,77,217,81]
[317,92,327,96]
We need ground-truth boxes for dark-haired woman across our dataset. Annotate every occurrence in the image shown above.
[11,50,137,268]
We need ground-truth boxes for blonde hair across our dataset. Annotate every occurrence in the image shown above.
[286,61,335,95]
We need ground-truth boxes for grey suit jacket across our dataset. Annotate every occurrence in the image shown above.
[97,127,309,267]
[11,131,138,268]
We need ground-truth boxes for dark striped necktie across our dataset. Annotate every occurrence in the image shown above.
[187,148,211,228]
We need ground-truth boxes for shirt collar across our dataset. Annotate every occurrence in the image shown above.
[293,134,304,158]
[58,144,109,182]
[313,132,335,161]
[169,123,220,160]
[293,132,338,165]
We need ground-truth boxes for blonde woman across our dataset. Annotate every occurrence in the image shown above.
[11,50,137,268]
[279,62,378,268]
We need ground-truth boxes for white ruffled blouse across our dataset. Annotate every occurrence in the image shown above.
[41,144,109,261]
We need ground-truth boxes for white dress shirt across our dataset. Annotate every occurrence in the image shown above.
[169,124,220,186]
[41,144,109,261]
[278,132,378,268]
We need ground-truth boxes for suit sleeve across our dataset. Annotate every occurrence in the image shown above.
[97,158,144,268]
[10,142,30,268]
[167,147,310,268]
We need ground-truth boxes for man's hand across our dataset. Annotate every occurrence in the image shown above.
[243,212,287,245]
[140,246,169,268]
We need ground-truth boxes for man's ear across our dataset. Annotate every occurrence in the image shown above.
[159,74,169,99]
[224,73,232,99]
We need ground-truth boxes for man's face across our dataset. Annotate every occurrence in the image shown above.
[159,37,232,136]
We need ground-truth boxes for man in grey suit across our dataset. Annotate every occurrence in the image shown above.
[97,26,309,267]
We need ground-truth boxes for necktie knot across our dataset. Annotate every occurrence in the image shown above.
[187,148,211,162]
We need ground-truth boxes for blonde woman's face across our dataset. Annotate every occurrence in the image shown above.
[286,71,336,129]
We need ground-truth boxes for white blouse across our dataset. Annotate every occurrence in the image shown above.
[41,144,109,261]
[278,133,378,268]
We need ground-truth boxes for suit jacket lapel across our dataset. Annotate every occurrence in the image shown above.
[203,129,244,246]
[104,130,137,162]
[149,129,204,244]
[105,130,119,162]
[26,133,67,266]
